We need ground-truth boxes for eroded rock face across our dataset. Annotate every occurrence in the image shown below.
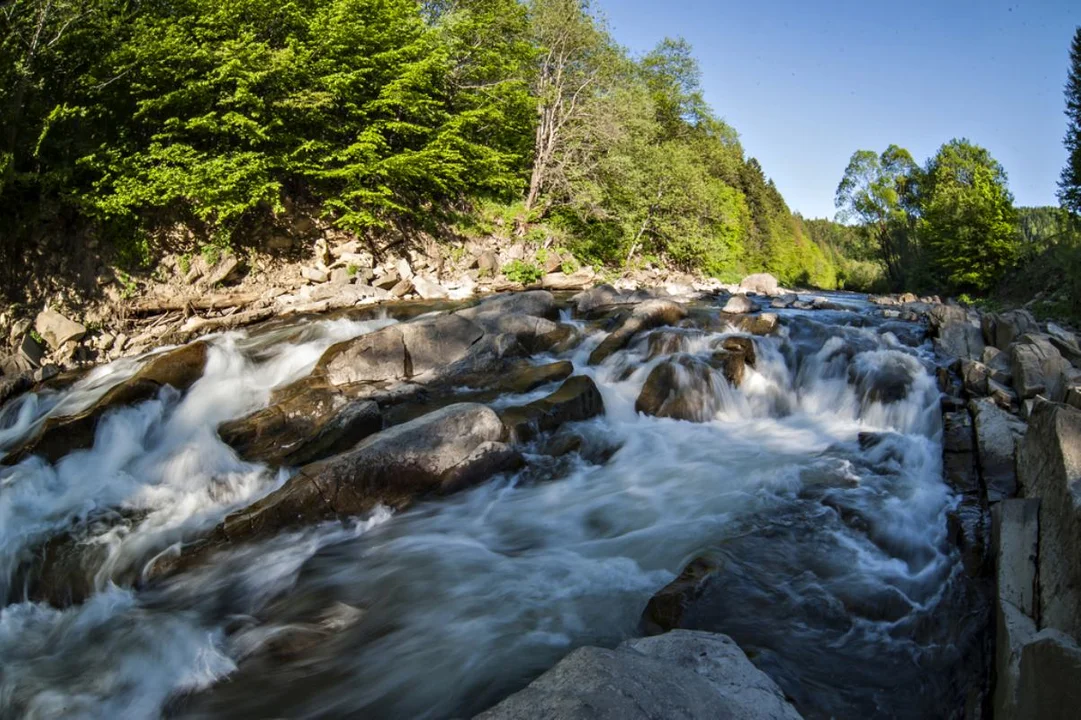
[3,342,210,465]
[218,384,382,467]
[216,403,519,542]
[1017,399,1081,640]
[500,376,605,442]
[1010,334,1070,402]
[475,630,802,720]
[589,300,687,365]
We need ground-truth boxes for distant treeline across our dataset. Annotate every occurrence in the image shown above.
[0,0,856,299]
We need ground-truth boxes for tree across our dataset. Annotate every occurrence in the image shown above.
[834,145,919,287]
[1060,27,1081,216]
[919,139,1020,293]
[523,0,610,212]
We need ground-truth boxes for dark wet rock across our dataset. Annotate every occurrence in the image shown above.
[211,403,520,545]
[475,630,802,720]
[1015,629,1081,720]
[0,371,33,408]
[636,355,716,422]
[847,354,914,404]
[714,312,778,336]
[722,295,757,314]
[1017,399,1081,640]
[3,342,210,465]
[500,376,605,443]
[589,300,687,365]
[645,328,707,360]
[641,556,723,634]
[720,336,756,367]
[218,384,382,467]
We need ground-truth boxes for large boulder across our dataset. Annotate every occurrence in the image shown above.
[1015,629,1081,720]
[214,403,520,543]
[969,398,1026,501]
[589,300,687,365]
[1046,322,1081,368]
[459,313,574,355]
[475,630,802,720]
[985,310,1039,351]
[317,314,484,386]
[636,355,722,422]
[739,273,781,296]
[500,375,605,442]
[1010,334,1070,402]
[218,385,382,468]
[457,290,559,322]
[3,342,209,465]
[572,284,657,315]
[1017,399,1081,639]
[722,295,757,314]
[34,309,87,350]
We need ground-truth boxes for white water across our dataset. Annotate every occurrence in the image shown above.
[0,299,974,719]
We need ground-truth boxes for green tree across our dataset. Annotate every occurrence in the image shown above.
[1060,27,1081,216]
[919,139,1020,293]
[834,145,919,288]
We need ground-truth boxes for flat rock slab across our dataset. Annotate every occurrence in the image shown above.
[475,630,802,720]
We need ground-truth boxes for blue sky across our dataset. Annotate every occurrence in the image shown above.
[594,0,1081,219]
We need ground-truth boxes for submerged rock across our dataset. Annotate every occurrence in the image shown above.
[500,375,605,442]
[635,355,730,422]
[475,630,802,720]
[3,342,210,465]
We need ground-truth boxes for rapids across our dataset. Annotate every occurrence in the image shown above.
[0,294,986,719]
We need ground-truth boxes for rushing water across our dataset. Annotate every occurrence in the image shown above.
[0,294,984,719]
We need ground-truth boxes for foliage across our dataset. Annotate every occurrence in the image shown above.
[502,259,543,284]
[1060,27,1081,216]
[919,139,1020,293]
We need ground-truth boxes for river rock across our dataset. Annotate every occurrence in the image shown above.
[935,319,985,361]
[636,355,721,422]
[458,290,559,322]
[1015,629,1081,720]
[412,275,449,300]
[1010,334,1070,401]
[475,630,802,720]
[771,294,798,309]
[573,284,628,314]
[202,255,241,287]
[458,312,572,355]
[317,314,484,386]
[1046,323,1081,368]
[301,266,329,283]
[500,375,605,442]
[3,342,209,465]
[215,403,519,542]
[646,328,707,360]
[969,398,1026,501]
[476,250,499,276]
[715,312,778,336]
[0,371,33,407]
[722,295,757,314]
[589,300,687,365]
[1017,399,1081,640]
[540,270,594,291]
[34,309,86,350]
[739,273,781,296]
[985,310,1039,351]
[218,385,382,467]
[374,270,400,290]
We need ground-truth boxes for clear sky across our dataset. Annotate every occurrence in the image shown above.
[594,0,1081,219]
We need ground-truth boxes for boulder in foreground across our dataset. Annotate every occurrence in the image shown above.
[475,629,802,720]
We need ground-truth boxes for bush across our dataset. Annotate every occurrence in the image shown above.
[502,259,543,285]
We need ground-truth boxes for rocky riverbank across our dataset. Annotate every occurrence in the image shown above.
[2,271,1080,718]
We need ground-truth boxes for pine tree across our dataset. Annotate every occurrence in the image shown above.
[1060,27,1081,216]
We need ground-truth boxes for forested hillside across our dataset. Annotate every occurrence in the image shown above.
[0,0,844,303]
